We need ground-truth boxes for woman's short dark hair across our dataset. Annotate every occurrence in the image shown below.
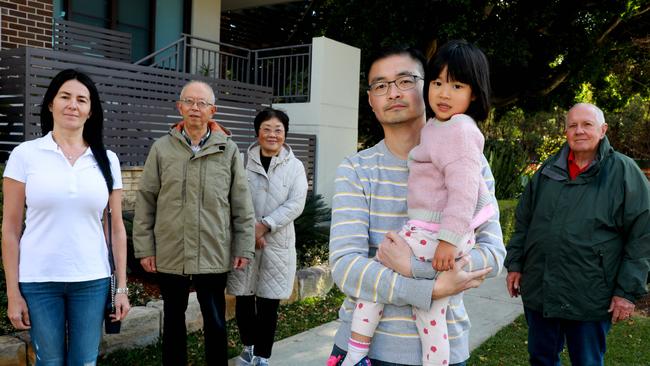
[424,40,491,122]
[40,69,113,193]
[253,108,290,136]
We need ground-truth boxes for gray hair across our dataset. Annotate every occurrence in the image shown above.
[180,80,216,104]
[566,103,605,126]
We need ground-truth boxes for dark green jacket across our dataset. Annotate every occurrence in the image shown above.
[505,137,650,321]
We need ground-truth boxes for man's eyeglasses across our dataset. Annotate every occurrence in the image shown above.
[178,99,213,109]
[368,75,424,96]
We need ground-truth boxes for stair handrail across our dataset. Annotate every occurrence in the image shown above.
[133,35,187,68]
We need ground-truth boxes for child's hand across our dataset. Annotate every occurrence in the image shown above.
[432,240,457,271]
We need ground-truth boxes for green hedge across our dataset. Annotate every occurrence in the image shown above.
[498,199,518,246]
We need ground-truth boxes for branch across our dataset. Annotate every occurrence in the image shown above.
[492,93,520,108]
[597,16,622,45]
[537,70,571,96]
[597,4,650,45]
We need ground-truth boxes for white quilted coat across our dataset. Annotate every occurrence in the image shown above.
[226,142,308,299]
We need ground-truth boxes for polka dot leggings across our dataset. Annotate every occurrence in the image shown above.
[351,224,473,366]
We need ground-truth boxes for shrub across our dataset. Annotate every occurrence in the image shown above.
[498,199,518,245]
[485,140,529,200]
[294,194,331,268]
[606,96,650,160]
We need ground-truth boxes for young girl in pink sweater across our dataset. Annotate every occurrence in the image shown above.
[341,40,494,366]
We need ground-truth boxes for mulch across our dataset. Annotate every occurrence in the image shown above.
[635,293,650,317]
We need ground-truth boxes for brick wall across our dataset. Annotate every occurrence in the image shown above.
[121,167,143,212]
[1,0,53,50]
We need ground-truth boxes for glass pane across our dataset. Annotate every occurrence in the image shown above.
[117,0,150,28]
[116,0,151,61]
[69,0,109,27]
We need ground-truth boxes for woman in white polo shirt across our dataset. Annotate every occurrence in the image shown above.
[1,69,130,365]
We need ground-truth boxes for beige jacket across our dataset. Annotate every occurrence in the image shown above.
[133,121,255,274]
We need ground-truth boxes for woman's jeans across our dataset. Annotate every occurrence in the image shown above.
[20,278,110,366]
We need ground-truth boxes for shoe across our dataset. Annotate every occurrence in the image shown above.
[237,345,254,366]
[252,356,270,366]
[327,355,343,366]
[336,355,371,366]
[354,356,371,366]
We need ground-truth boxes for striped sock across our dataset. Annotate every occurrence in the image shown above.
[341,339,370,366]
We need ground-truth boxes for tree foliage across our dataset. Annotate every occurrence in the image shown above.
[294,0,649,145]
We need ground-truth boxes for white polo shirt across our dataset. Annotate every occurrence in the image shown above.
[3,132,122,282]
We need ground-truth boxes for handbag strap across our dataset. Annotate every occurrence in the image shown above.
[106,203,116,274]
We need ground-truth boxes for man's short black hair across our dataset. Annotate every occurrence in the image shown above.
[367,45,427,80]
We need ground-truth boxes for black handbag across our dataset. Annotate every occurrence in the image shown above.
[104,204,121,334]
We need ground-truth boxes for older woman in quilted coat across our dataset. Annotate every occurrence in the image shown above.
[227,108,308,366]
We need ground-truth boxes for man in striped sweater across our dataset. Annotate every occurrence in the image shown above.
[328,46,505,366]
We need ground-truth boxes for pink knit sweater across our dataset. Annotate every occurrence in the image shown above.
[407,114,492,247]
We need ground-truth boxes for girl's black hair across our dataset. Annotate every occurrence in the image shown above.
[253,108,290,136]
[40,69,114,193]
[424,40,491,122]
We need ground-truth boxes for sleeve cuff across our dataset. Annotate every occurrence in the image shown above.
[262,216,276,233]
[411,257,437,280]
[505,261,522,273]
[613,288,640,303]
[134,249,156,258]
[437,229,464,247]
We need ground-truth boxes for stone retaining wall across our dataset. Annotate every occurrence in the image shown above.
[120,167,143,212]
[0,265,333,366]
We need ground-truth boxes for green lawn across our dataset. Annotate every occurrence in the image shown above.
[468,314,650,366]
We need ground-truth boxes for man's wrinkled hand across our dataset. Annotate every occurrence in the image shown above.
[506,271,521,298]
[233,256,250,270]
[609,295,635,323]
[140,256,157,273]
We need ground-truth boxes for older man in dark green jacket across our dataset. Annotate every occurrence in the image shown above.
[505,103,650,366]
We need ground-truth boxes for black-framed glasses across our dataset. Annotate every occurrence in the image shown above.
[178,99,213,109]
[368,75,424,96]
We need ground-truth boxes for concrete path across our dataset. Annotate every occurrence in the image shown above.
[229,272,523,365]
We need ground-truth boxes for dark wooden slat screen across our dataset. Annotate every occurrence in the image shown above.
[0,47,317,192]
[53,19,133,62]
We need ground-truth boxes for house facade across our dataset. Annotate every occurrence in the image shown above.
[0,0,359,205]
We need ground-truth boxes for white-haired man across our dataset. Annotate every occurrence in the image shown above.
[505,103,650,365]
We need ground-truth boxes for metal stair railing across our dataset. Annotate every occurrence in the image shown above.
[134,34,251,82]
[135,34,311,102]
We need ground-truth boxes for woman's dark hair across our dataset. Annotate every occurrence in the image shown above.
[40,69,113,193]
[424,40,491,122]
[253,108,290,136]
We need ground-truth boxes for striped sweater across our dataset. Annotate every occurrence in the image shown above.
[329,140,505,365]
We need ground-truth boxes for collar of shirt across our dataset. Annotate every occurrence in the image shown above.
[181,127,211,152]
[567,150,591,180]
